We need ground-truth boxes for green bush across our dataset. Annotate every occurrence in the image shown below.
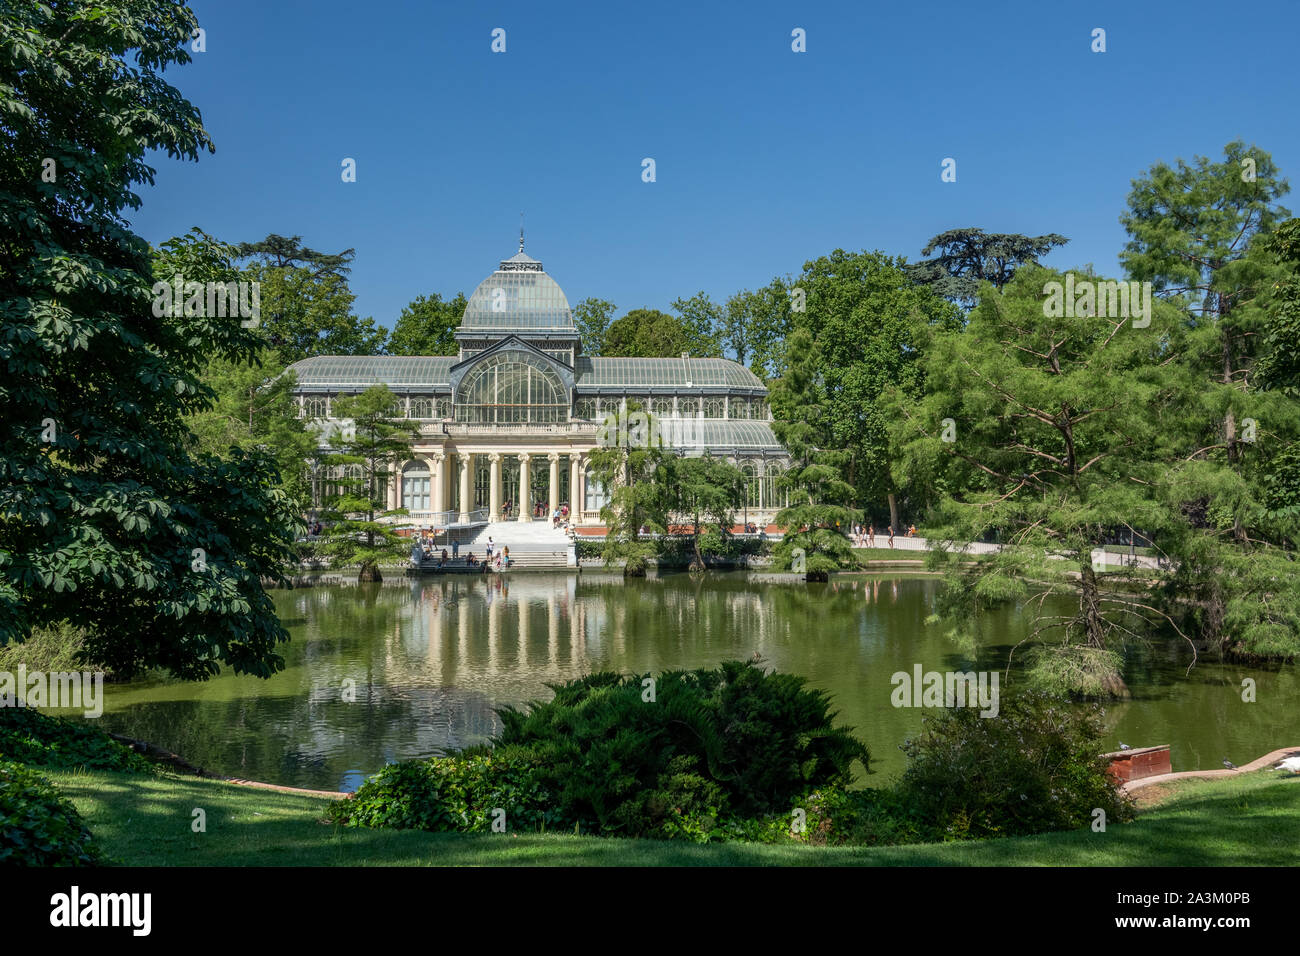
[333,660,870,842]
[330,748,559,834]
[0,622,112,677]
[493,661,869,836]
[0,707,155,773]
[895,692,1134,840]
[0,760,102,866]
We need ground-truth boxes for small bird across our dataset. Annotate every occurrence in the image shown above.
[1222,758,1237,771]
[1119,742,1131,751]
[1268,756,1300,773]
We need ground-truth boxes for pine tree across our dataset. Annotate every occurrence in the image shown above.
[315,386,419,582]
[768,329,858,581]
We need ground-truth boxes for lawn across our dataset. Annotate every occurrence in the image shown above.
[47,768,1300,867]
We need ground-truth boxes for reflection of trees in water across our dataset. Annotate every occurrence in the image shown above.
[101,575,1295,789]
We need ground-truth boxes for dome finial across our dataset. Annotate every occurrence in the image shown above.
[519,211,524,253]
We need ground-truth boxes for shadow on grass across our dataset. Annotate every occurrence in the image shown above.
[44,769,1300,867]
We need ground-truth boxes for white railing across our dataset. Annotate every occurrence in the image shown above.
[420,421,600,437]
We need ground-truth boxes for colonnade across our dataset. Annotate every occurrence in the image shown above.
[387,450,589,524]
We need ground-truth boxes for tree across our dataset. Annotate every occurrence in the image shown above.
[152,231,318,510]
[572,297,616,355]
[669,292,723,356]
[1118,144,1300,662]
[1120,141,1289,321]
[314,386,419,583]
[603,309,697,358]
[239,235,386,363]
[588,403,672,577]
[0,0,301,679]
[723,278,795,380]
[889,266,1190,696]
[768,329,859,582]
[386,292,466,356]
[790,249,962,531]
[908,228,1069,308]
[1254,219,1300,396]
[670,455,744,571]
[1119,141,1290,485]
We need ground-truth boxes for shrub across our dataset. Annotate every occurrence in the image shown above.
[896,691,1134,840]
[492,660,869,837]
[0,708,155,773]
[0,621,112,677]
[330,748,559,834]
[0,760,102,866]
[333,660,870,841]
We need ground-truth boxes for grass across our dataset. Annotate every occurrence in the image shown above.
[44,768,1300,867]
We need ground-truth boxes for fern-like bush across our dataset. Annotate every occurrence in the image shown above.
[332,660,870,841]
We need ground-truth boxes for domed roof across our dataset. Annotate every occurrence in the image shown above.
[460,244,575,333]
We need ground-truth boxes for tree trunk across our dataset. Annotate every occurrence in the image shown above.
[1079,561,1106,649]
[690,526,705,573]
[887,493,901,535]
[358,559,382,583]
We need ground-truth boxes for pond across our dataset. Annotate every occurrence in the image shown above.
[86,573,1298,792]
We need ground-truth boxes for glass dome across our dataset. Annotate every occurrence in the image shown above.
[460,251,575,331]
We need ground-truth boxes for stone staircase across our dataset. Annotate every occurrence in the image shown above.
[460,521,575,569]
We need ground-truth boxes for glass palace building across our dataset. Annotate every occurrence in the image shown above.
[288,244,790,528]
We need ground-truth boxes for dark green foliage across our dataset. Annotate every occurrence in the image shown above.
[0,708,154,773]
[0,760,102,866]
[896,692,1134,840]
[333,661,869,843]
[908,228,1069,308]
[386,292,466,357]
[0,0,302,678]
[493,660,869,834]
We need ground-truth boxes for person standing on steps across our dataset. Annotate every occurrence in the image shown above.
[452,539,459,561]
[486,537,494,562]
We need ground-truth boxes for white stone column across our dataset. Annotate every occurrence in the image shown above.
[548,452,560,517]
[489,453,502,523]
[517,452,531,522]
[458,453,472,523]
[575,454,587,519]
[429,453,445,517]
[569,456,580,514]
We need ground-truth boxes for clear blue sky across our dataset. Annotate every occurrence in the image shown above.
[132,0,1300,333]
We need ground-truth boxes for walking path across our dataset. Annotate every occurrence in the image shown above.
[1122,746,1300,793]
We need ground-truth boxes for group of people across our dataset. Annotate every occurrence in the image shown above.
[848,523,918,548]
[409,532,511,571]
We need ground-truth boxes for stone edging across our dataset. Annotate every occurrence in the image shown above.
[1122,746,1300,793]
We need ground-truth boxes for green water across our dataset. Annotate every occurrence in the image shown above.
[89,573,1298,792]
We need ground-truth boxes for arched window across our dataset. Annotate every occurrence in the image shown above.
[302,396,328,419]
[455,352,568,424]
[402,461,430,511]
[575,399,597,419]
[651,398,673,418]
[731,400,750,420]
[436,398,452,418]
[740,461,760,509]
[584,467,608,512]
[678,398,698,418]
[763,463,787,510]
[408,397,434,419]
[703,398,725,418]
